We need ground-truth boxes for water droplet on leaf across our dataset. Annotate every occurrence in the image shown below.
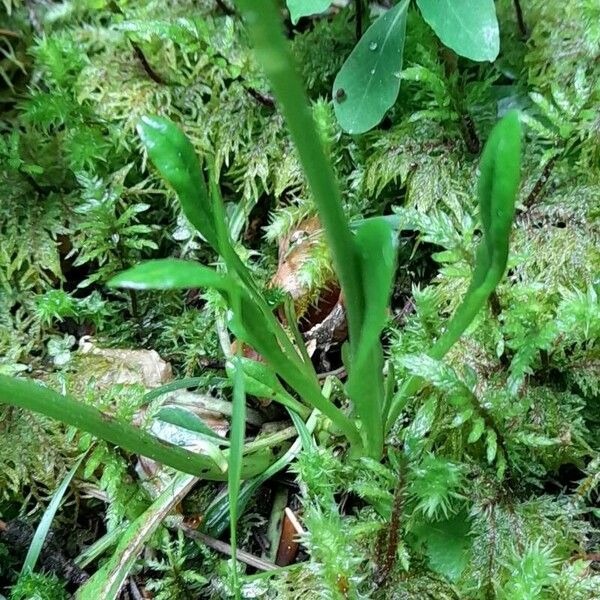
[368,42,378,51]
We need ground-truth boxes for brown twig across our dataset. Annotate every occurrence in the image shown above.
[180,525,278,571]
[523,156,558,209]
[132,42,166,85]
[375,462,406,585]
[246,86,276,108]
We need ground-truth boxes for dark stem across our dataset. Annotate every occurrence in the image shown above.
[512,0,527,39]
[523,155,558,208]
[131,42,166,85]
[129,289,140,321]
[246,86,276,108]
[375,460,406,585]
[215,0,236,15]
[355,0,365,41]
[460,113,481,154]
[489,291,502,318]
[440,48,480,153]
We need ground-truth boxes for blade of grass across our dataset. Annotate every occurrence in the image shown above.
[76,473,197,600]
[0,376,275,480]
[21,453,86,576]
[111,260,361,446]
[74,524,128,569]
[202,410,318,537]
[228,357,246,599]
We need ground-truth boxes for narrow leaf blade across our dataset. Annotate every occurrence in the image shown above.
[77,473,197,600]
[21,454,85,575]
[108,259,232,292]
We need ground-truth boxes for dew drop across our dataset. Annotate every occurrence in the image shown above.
[368,41,378,51]
[370,68,376,75]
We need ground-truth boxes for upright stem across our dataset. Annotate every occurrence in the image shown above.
[355,0,365,40]
[512,0,527,39]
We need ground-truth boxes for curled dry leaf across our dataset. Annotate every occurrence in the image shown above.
[270,216,347,350]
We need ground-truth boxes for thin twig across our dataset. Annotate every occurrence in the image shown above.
[317,366,346,381]
[0,29,21,38]
[355,0,364,41]
[180,525,277,571]
[512,0,527,39]
[132,42,166,85]
[523,156,558,209]
[129,577,144,600]
[246,86,276,108]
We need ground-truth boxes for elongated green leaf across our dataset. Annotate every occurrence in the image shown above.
[228,358,246,598]
[386,112,521,432]
[0,376,275,480]
[157,407,229,444]
[346,218,397,457]
[77,473,197,600]
[21,454,85,575]
[137,116,218,248]
[287,0,332,25]
[226,358,310,417]
[430,111,521,358]
[416,0,499,62]
[108,259,232,292]
[234,0,364,354]
[333,0,409,134]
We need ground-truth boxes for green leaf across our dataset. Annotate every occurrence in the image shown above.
[486,429,498,463]
[412,511,473,582]
[386,113,521,433]
[137,116,218,248]
[108,259,232,292]
[225,358,310,417]
[77,473,197,600]
[430,111,522,359]
[228,358,246,599]
[157,407,229,444]
[346,218,398,457]
[333,0,409,134]
[467,417,485,444]
[416,0,499,62]
[21,454,85,576]
[0,376,274,480]
[287,0,332,25]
